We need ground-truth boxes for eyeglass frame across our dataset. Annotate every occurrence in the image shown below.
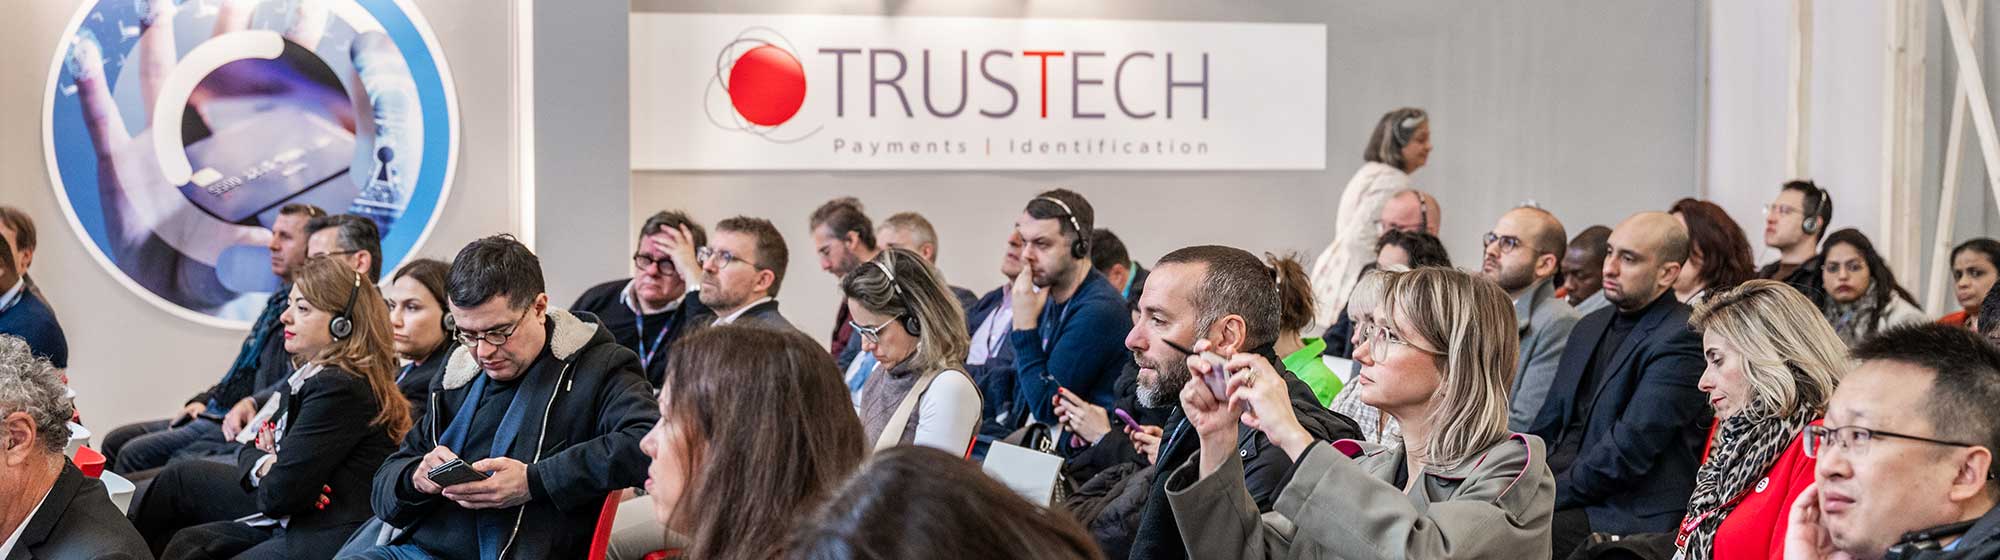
[1482,232,1537,255]
[696,246,760,271]
[1763,203,1804,218]
[848,315,904,345]
[310,249,360,260]
[1804,424,1989,464]
[454,304,534,348]
[632,252,676,273]
[1360,321,1443,363]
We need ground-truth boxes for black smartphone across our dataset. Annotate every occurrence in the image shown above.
[426,458,490,487]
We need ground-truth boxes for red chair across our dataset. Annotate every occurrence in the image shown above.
[586,492,621,560]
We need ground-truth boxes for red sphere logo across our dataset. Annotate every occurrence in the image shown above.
[726,45,805,126]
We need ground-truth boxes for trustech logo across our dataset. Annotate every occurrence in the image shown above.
[709,27,1214,159]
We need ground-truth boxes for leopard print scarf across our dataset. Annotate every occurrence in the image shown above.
[1676,402,1815,560]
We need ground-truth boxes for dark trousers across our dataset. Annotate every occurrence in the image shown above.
[130,458,257,556]
[340,544,443,560]
[1553,507,1595,560]
[104,417,223,474]
[162,522,285,560]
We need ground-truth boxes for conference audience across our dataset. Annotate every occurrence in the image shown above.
[1269,254,1342,407]
[134,258,409,559]
[634,326,866,560]
[0,235,65,371]
[1480,206,1580,432]
[0,336,149,559]
[1375,229,1451,270]
[570,210,710,386]
[349,235,657,560]
[842,248,981,455]
[1530,211,1708,559]
[875,211,980,310]
[0,206,46,307]
[696,216,800,333]
[1943,238,1999,331]
[307,214,384,283]
[383,259,456,422]
[1670,198,1758,305]
[810,198,881,371]
[1310,107,1433,333]
[786,446,1102,560]
[1760,180,1833,303]
[1090,229,1149,310]
[1563,225,1615,315]
[1785,325,2000,559]
[1327,266,1404,444]
[1818,228,1925,347]
[1114,245,1358,560]
[103,203,323,474]
[1169,267,1554,558]
[1000,190,1131,428]
[967,229,1026,444]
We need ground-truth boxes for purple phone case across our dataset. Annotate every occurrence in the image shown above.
[1199,353,1230,397]
[1114,408,1139,427]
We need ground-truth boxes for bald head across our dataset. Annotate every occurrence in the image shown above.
[1602,211,1689,310]
[1507,207,1568,256]
[1380,190,1442,236]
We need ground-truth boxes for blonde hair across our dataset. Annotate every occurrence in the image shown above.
[1346,265,1407,321]
[292,258,412,442]
[1378,267,1517,470]
[841,248,971,376]
[1689,280,1848,417]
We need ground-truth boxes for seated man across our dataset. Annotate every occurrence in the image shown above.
[695,217,799,334]
[102,203,322,474]
[1530,212,1708,558]
[0,335,149,558]
[1089,229,1149,311]
[968,230,1027,445]
[1477,206,1580,432]
[875,211,979,310]
[809,198,879,371]
[352,235,657,559]
[1788,324,2000,560]
[0,235,64,370]
[1064,245,1358,559]
[307,214,384,282]
[571,210,710,387]
[1003,190,1133,429]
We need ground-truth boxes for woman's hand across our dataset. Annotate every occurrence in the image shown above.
[1180,339,1243,479]
[1224,352,1313,461]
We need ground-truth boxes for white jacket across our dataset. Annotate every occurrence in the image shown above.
[1308,161,1411,335]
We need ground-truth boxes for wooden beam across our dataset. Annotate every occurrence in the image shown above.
[1787,0,1813,178]
[1881,0,1926,284]
[1941,0,2000,289]
[1929,0,1981,314]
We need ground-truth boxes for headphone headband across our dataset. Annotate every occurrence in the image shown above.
[330,270,362,340]
[1032,196,1084,236]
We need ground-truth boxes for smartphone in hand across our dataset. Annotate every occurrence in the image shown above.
[426,459,490,487]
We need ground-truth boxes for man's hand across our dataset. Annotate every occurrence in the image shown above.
[1010,253,1048,331]
[220,398,257,440]
[1784,482,1856,560]
[411,446,459,496]
[443,457,533,510]
[1130,425,1164,465]
[1054,388,1112,444]
[655,223,704,287]
[180,402,207,422]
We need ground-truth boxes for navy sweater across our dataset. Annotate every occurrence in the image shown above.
[1008,269,1133,426]
[0,292,67,368]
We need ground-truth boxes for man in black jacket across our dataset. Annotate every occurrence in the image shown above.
[353,235,657,560]
[1757,180,1832,305]
[968,229,1028,451]
[1531,212,1708,558]
[0,336,150,559]
[571,210,709,387]
[1095,245,1359,560]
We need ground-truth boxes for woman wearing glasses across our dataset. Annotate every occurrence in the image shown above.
[840,248,982,456]
[1169,267,1554,558]
[1818,229,1925,346]
[1669,280,1847,560]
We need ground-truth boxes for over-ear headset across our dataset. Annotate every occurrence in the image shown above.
[1032,196,1090,259]
[1800,184,1828,235]
[870,253,922,336]
[1412,190,1431,234]
[330,271,361,340]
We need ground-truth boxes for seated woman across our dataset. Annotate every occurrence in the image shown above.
[842,248,982,455]
[1942,239,1999,332]
[1269,254,1342,407]
[641,326,867,559]
[132,259,410,559]
[786,446,1103,560]
[1325,266,1404,444]
[383,258,455,422]
[1673,280,1846,560]
[1818,229,1925,346]
[1168,267,1553,558]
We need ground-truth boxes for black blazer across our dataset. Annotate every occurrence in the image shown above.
[1528,295,1709,535]
[7,461,150,560]
[235,365,399,557]
[398,343,454,424]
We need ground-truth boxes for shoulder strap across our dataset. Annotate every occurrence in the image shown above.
[874,369,944,452]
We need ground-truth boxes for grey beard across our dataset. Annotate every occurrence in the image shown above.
[1136,367,1191,408]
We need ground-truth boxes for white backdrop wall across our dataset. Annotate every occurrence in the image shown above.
[625,0,1703,347]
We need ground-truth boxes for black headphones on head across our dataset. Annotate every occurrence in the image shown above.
[871,253,922,336]
[1033,195,1090,259]
[1802,185,1828,235]
[330,271,362,340]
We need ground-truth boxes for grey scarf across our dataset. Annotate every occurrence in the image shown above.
[1823,290,1883,347]
[856,363,924,446]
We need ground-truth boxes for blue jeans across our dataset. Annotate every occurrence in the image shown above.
[103,417,222,474]
[339,544,440,560]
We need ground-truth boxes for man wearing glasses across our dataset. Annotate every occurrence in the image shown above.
[306,214,383,282]
[1760,180,1833,305]
[1787,324,2000,560]
[354,235,657,560]
[1478,206,1581,432]
[571,210,709,387]
[693,216,799,334]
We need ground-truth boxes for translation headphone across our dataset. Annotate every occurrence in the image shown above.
[870,253,923,336]
[329,271,361,340]
[1412,190,1432,234]
[1032,196,1090,259]
[1801,184,1828,235]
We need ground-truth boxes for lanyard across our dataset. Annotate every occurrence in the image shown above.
[1039,296,1076,352]
[634,312,673,371]
[396,362,414,384]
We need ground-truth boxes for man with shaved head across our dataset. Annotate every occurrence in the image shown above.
[1479,206,1580,432]
[1377,189,1442,236]
[1530,211,1709,558]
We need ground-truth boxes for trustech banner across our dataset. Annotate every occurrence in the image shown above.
[631,14,1326,170]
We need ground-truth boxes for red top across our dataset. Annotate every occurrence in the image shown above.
[1942,311,1974,329]
[1698,422,1819,560]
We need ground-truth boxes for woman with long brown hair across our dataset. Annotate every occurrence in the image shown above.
[644,325,867,559]
[787,446,1103,560]
[132,258,409,559]
[1669,199,1757,305]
